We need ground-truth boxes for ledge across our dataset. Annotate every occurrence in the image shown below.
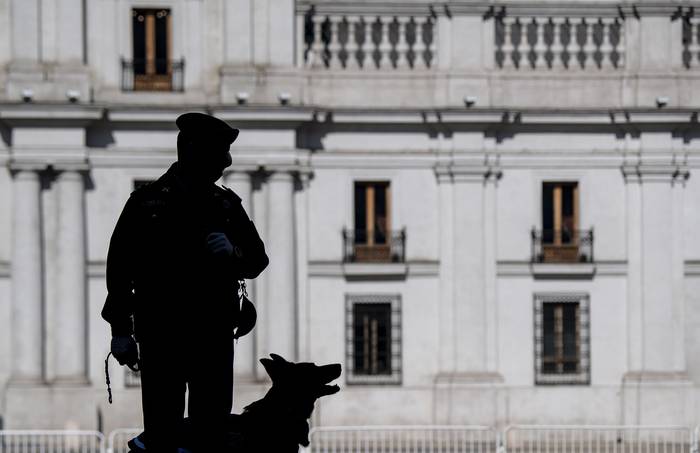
[531,262,596,279]
[308,260,439,279]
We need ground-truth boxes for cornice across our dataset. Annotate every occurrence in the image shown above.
[620,163,691,182]
[296,1,688,17]
[0,104,103,127]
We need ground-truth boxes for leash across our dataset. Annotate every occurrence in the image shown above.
[104,351,140,404]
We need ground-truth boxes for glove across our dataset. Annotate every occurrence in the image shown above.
[206,232,235,257]
[111,335,139,368]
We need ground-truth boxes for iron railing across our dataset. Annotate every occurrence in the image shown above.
[342,228,406,263]
[120,58,184,92]
[531,228,594,263]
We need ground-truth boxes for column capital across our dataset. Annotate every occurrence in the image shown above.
[436,165,503,183]
[621,164,690,184]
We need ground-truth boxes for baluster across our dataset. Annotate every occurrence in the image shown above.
[396,16,409,69]
[518,17,530,69]
[378,15,393,69]
[689,20,700,68]
[345,15,360,69]
[427,16,437,68]
[534,17,547,69]
[569,17,583,70]
[309,14,325,68]
[501,17,514,69]
[357,16,374,69]
[413,16,428,69]
[599,18,613,69]
[550,17,565,69]
[583,17,597,69]
[615,18,625,68]
[327,15,342,69]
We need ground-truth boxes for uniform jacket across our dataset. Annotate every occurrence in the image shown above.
[101,162,269,341]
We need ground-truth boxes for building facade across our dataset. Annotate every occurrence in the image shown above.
[0,0,699,434]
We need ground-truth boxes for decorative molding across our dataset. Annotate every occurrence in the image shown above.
[308,260,439,278]
[497,260,627,277]
[621,164,691,183]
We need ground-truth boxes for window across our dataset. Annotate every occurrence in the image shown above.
[540,182,585,262]
[346,294,401,385]
[534,293,590,385]
[126,9,182,91]
[347,181,403,262]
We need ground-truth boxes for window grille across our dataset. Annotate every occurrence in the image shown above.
[534,293,590,385]
[346,294,402,385]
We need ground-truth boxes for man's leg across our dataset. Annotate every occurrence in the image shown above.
[186,335,234,452]
[139,340,187,453]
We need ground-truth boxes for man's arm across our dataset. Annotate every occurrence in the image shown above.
[228,201,269,279]
[101,195,139,336]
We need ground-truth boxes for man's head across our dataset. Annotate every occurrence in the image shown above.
[175,112,239,183]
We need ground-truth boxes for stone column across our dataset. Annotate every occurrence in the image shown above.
[54,170,87,384]
[224,170,255,378]
[10,0,40,62]
[622,163,692,426]
[265,170,296,361]
[436,166,455,373]
[11,169,44,383]
[452,167,487,372]
[483,170,500,372]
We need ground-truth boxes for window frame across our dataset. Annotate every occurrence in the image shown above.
[345,294,402,385]
[533,292,590,385]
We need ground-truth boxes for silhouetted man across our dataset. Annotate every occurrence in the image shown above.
[102,112,269,453]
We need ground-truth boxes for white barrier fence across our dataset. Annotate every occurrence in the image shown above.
[503,425,695,453]
[302,425,499,453]
[105,429,141,453]
[0,430,105,453]
[1,425,699,453]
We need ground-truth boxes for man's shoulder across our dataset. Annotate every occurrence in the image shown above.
[216,184,242,204]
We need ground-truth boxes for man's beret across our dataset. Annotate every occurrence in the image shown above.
[176,112,239,144]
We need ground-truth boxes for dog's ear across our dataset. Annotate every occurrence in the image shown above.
[269,353,288,364]
[259,358,279,381]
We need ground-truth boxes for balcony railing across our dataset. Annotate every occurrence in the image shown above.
[531,228,594,263]
[121,58,185,92]
[343,228,406,263]
[496,16,625,70]
[302,10,436,70]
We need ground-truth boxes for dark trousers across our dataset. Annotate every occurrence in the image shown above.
[139,334,234,453]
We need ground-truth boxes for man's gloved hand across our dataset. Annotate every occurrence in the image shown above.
[111,335,138,368]
[206,232,236,258]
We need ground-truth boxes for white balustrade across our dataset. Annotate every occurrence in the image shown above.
[303,12,436,70]
[497,16,625,70]
[683,18,700,69]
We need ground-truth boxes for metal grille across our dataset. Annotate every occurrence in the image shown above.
[531,229,594,263]
[534,293,590,385]
[121,59,185,92]
[346,294,402,385]
[0,430,105,452]
[342,229,406,263]
[503,426,694,453]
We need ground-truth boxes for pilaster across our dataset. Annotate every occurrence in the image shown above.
[9,168,44,384]
[53,169,88,384]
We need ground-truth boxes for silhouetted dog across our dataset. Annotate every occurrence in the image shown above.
[128,353,342,453]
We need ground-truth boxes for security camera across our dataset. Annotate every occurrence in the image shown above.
[656,96,669,108]
[278,92,291,105]
[21,88,34,103]
[236,92,249,105]
[464,95,477,107]
[66,89,81,103]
